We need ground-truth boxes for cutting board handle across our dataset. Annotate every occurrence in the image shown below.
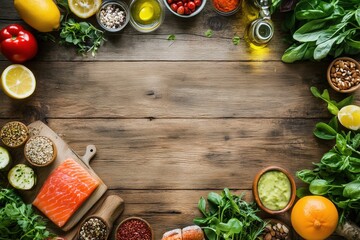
[81,145,97,167]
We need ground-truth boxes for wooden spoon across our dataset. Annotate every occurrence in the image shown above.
[63,195,125,240]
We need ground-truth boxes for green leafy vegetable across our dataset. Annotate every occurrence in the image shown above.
[0,187,53,240]
[205,29,213,38]
[279,0,360,62]
[194,188,267,240]
[167,34,176,41]
[232,35,240,45]
[59,18,105,56]
[296,88,360,225]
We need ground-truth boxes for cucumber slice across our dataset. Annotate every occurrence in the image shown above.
[0,146,11,170]
[8,164,36,190]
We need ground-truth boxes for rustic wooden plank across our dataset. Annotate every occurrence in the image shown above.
[2,61,356,119]
[0,1,289,61]
[0,118,333,190]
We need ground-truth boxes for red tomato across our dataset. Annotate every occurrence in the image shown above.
[184,6,191,14]
[167,0,173,4]
[177,1,183,6]
[188,1,196,10]
[0,24,38,63]
[177,6,184,14]
[194,0,201,6]
[184,2,188,7]
[171,3,178,11]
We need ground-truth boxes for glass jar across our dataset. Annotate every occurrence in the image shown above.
[129,0,165,33]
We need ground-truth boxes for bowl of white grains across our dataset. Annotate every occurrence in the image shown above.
[96,0,130,32]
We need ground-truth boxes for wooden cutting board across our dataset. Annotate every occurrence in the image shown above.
[19,121,107,231]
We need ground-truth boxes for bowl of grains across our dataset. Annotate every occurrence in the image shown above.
[115,217,153,240]
[96,0,130,32]
[0,121,29,148]
[78,216,109,240]
[327,57,360,93]
[24,136,57,167]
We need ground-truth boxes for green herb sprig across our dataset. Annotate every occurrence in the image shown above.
[296,87,360,224]
[194,188,267,240]
[0,187,53,240]
[59,18,105,56]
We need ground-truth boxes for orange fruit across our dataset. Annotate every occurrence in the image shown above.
[291,196,338,240]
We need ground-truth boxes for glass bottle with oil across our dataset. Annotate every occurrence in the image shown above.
[243,0,274,49]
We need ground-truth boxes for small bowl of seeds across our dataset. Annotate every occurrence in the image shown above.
[96,0,130,32]
[24,136,57,167]
[0,121,29,148]
[78,216,109,240]
[327,57,360,93]
[115,217,154,240]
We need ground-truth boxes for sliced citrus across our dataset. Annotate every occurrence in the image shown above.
[338,105,360,131]
[1,64,36,99]
[68,0,101,19]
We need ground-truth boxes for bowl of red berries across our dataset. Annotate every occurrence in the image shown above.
[163,0,206,17]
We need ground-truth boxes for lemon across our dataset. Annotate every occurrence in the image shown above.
[1,64,36,100]
[139,3,154,21]
[68,0,102,19]
[14,0,61,32]
[338,105,360,131]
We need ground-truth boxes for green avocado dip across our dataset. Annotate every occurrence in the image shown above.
[257,170,291,211]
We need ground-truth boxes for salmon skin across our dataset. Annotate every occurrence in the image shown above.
[33,158,99,227]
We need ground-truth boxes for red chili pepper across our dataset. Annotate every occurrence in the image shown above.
[0,24,38,63]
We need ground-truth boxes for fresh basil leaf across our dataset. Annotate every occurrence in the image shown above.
[296,169,318,183]
[328,116,339,132]
[314,36,340,60]
[337,95,354,109]
[309,179,331,195]
[321,152,343,170]
[336,133,348,154]
[281,42,309,63]
[351,134,360,149]
[343,180,360,199]
[348,157,360,173]
[204,227,217,240]
[313,122,337,140]
[194,217,209,225]
[198,197,207,216]
[208,192,223,206]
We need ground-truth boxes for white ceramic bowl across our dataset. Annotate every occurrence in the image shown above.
[163,0,207,18]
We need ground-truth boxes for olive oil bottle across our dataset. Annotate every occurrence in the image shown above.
[243,0,274,49]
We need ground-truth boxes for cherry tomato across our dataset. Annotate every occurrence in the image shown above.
[177,1,183,7]
[184,6,191,14]
[167,0,173,4]
[188,1,196,10]
[184,2,188,7]
[177,5,184,14]
[194,0,201,6]
[171,3,178,11]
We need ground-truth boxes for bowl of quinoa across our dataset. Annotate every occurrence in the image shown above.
[0,121,29,148]
[96,0,130,32]
[24,136,57,167]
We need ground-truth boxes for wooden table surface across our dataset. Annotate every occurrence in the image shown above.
[0,1,359,239]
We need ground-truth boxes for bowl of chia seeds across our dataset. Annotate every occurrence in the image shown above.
[96,0,130,32]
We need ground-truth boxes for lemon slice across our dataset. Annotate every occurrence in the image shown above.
[1,64,36,99]
[68,0,101,19]
[139,3,154,21]
[338,105,360,131]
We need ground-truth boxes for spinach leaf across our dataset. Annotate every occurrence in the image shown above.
[281,42,309,63]
[313,122,337,140]
[343,180,360,199]
[309,179,332,195]
[296,169,318,183]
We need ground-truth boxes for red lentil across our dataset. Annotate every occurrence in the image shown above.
[116,218,152,240]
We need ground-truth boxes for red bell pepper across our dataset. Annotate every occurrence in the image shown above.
[0,24,38,63]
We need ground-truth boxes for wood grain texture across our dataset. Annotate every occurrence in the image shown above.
[2,61,357,119]
[0,0,357,239]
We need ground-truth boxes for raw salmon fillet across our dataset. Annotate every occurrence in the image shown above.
[33,158,99,227]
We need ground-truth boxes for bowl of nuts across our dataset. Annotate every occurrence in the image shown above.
[96,0,130,32]
[164,0,206,18]
[24,136,57,167]
[327,57,360,93]
[259,219,293,240]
